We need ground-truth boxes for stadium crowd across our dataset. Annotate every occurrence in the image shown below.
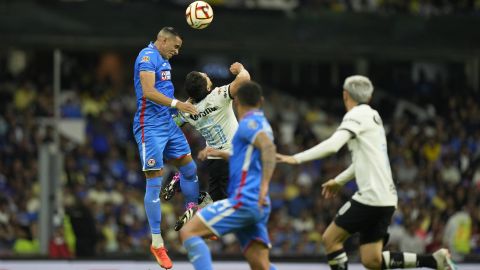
[0,55,479,263]
[168,0,480,15]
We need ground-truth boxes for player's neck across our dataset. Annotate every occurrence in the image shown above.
[152,41,165,58]
[345,100,357,112]
[238,107,259,119]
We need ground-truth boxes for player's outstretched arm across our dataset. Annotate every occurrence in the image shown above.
[228,62,251,97]
[278,130,352,165]
[253,132,277,206]
[140,71,198,115]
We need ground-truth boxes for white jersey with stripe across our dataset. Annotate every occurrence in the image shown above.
[337,104,398,207]
[181,84,238,155]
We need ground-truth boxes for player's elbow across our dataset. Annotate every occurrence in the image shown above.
[328,144,342,154]
[262,142,276,155]
[143,88,155,100]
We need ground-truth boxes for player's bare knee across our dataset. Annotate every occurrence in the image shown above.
[361,256,382,270]
[322,233,336,249]
[145,169,163,178]
[247,259,269,270]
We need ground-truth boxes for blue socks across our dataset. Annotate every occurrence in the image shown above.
[178,161,199,207]
[183,236,213,270]
[144,176,162,234]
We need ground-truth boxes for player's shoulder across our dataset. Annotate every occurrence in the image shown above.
[239,113,263,131]
[210,84,230,96]
[344,104,373,118]
[138,46,160,60]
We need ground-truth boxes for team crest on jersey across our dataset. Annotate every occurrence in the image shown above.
[247,120,258,130]
[140,56,150,63]
[147,158,156,167]
[161,71,171,81]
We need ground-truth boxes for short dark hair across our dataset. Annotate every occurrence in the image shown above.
[237,81,263,107]
[159,26,182,40]
[184,71,208,103]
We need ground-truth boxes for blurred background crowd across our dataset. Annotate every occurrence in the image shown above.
[173,0,480,15]
[0,49,479,262]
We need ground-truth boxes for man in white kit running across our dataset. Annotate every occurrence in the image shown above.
[277,75,456,270]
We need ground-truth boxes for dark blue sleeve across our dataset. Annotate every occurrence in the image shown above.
[138,51,157,72]
[238,118,263,144]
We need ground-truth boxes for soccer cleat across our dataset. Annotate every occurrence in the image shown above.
[150,246,173,269]
[174,202,197,231]
[433,248,457,270]
[198,191,213,208]
[161,172,180,201]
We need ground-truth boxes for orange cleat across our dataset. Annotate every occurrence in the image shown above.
[150,246,173,269]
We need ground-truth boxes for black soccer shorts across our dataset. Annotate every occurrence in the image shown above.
[205,158,229,201]
[334,199,395,245]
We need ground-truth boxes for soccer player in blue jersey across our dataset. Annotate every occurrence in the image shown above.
[179,81,278,270]
[132,27,200,269]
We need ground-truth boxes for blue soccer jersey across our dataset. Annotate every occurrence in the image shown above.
[228,110,274,205]
[132,42,191,170]
[196,109,274,252]
[133,42,175,133]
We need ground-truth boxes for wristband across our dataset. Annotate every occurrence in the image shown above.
[171,99,178,108]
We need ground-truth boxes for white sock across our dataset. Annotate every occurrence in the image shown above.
[152,233,164,248]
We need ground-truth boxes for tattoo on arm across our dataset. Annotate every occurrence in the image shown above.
[254,132,276,187]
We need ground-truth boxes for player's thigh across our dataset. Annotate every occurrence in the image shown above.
[359,240,384,270]
[244,241,271,270]
[196,199,258,237]
[134,129,167,172]
[164,125,191,165]
[179,214,213,241]
[234,204,271,253]
[322,221,350,251]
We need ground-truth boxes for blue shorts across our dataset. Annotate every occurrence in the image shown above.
[197,198,271,252]
[134,121,191,171]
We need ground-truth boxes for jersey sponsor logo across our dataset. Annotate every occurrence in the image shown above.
[189,106,219,121]
[147,158,156,167]
[140,56,150,63]
[145,51,154,55]
[161,70,171,81]
[247,120,258,130]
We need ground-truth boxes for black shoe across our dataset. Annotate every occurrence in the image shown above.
[198,191,213,208]
[174,202,197,231]
[161,172,180,201]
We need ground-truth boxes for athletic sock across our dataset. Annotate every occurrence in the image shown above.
[178,161,200,207]
[327,249,348,270]
[144,176,162,235]
[183,236,213,270]
[382,251,437,269]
